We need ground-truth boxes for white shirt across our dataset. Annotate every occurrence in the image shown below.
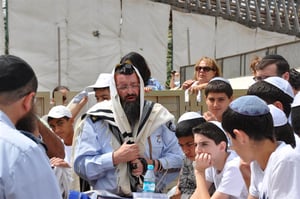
[294,134,300,153]
[205,151,248,199]
[250,141,300,198]
[184,81,201,102]
[64,144,73,164]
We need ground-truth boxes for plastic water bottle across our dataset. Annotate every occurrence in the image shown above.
[143,164,156,192]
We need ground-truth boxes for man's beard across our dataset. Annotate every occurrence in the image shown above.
[15,106,37,133]
[121,95,140,126]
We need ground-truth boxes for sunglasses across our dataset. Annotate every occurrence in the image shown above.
[115,63,135,75]
[195,66,215,72]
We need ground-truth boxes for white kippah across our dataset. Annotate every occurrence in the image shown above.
[208,121,226,134]
[268,104,287,127]
[292,92,300,108]
[178,112,203,123]
[209,121,231,147]
[230,95,269,116]
[209,77,230,85]
[264,76,294,98]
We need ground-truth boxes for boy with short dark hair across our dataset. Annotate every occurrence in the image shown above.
[191,121,248,199]
[203,77,233,122]
[171,112,206,199]
[222,95,300,198]
[247,76,294,118]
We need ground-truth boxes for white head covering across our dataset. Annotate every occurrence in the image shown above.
[178,112,203,123]
[48,105,72,119]
[110,65,145,140]
[208,120,231,147]
[87,73,112,91]
[264,76,294,98]
[268,104,288,127]
[292,92,300,108]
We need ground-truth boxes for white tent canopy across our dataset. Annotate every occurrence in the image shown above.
[8,0,170,91]
[6,0,299,91]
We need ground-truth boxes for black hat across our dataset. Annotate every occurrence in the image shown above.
[0,55,36,92]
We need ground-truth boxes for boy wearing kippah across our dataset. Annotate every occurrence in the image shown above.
[247,76,294,118]
[203,77,233,122]
[191,121,248,199]
[172,112,206,199]
[222,95,300,199]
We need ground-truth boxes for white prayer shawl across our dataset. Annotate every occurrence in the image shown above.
[81,67,174,196]
[86,100,174,196]
[109,67,174,196]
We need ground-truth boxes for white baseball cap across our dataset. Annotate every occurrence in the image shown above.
[88,73,112,89]
[48,105,72,119]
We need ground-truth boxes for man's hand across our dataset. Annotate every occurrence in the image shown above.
[112,142,140,165]
[144,87,152,92]
[182,80,195,90]
[73,90,88,104]
[203,111,218,121]
[130,158,144,176]
[188,83,208,94]
[50,157,71,168]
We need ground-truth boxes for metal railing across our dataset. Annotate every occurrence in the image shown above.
[152,0,300,37]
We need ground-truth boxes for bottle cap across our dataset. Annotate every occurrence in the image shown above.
[147,164,154,170]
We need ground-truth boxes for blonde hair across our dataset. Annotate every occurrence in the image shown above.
[193,56,221,80]
[249,56,262,76]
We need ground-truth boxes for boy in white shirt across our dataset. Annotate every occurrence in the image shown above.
[222,95,300,199]
[191,121,248,199]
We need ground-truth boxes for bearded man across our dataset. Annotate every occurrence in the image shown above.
[74,63,183,196]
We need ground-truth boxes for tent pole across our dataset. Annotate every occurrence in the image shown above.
[57,26,61,86]
[187,27,191,65]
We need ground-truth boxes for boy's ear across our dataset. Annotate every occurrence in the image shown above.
[233,129,249,144]
[219,141,227,152]
[282,71,289,81]
[273,101,283,111]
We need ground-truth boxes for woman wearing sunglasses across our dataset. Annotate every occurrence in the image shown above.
[182,56,221,102]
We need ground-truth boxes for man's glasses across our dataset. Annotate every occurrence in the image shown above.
[116,83,140,91]
[195,66,215,72]
[253,75,270,81]
[115,63,135,75]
